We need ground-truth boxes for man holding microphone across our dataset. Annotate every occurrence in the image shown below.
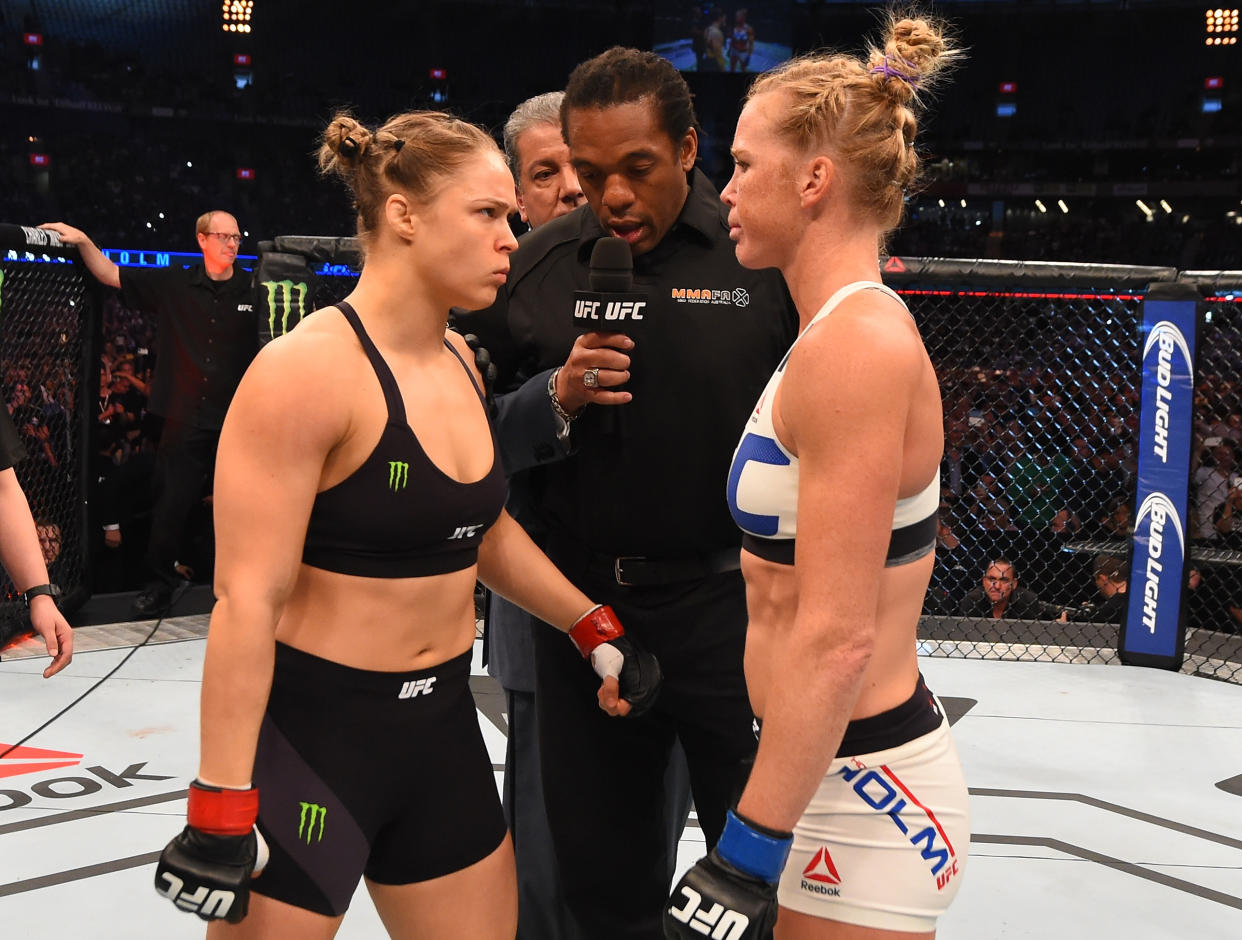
[458,49,797,939]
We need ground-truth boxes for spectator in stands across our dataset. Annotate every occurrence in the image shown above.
[1073,554,1130,623]
[40,212,258,616]
[1192,437,1239,540]
[1008,435,1074,533]
[1097,496,1134,539]
[35,517,63,569]
[1212,475,1242,549]
[940,418,977,500]
[926,498,973,614]
[959,558,1067,620]
[956,471,1019,572]
[1184,565,1242,634]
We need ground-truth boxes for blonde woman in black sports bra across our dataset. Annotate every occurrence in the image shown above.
[152,110,660,939]
[668,12,970,940]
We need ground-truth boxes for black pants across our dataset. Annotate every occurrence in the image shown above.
[534,567,757,940]
[504,689,583,940]
[145,419,219,583]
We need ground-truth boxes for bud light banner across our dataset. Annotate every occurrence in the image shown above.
[1120,283,1199,668]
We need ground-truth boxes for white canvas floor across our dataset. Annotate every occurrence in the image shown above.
[2,616,1240,939]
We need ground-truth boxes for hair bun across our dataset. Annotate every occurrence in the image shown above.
[329,117,373,164]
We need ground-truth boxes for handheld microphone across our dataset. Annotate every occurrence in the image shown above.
[571,237,648,332]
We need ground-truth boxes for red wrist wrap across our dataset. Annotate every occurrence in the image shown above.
[568,604,624,658]
[187,780,259,836]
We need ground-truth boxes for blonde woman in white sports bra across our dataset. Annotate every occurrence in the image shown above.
[667,11,970,940]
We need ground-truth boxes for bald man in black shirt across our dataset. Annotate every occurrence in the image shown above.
[41,213,257,615]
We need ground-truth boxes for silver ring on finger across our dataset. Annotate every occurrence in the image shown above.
[583,367,600,389]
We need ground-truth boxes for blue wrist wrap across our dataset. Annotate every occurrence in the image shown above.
[715,809,793,884]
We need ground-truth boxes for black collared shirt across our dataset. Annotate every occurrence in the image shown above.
[120,264,258,429]
[483,169,799,557]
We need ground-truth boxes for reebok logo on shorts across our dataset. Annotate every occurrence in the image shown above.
[800,846,842,896]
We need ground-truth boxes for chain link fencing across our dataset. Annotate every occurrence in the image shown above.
[886,258,1242,683]
[0,225,96,647]
[21,230,1232,683]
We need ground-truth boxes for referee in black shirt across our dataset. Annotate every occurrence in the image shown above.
[458,48,798,939]
[41,213,258,615]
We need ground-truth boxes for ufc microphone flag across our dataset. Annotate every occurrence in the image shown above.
[1120,282,1200,669]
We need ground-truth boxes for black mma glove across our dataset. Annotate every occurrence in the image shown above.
[569,604,662,717]
[154,780,268,923]
[665,809,793,940]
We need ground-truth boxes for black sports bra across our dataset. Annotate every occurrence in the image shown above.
[301,302,507,578]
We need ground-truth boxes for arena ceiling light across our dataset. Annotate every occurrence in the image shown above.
[223,0,254,34]
[1057,200,1069,214]
[1136,199,1155,221]
[1160,199,1174,214]
[1205,7,1238,45]
[1035,199,1047,213]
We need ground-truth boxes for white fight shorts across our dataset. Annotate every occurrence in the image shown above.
[777,714,970,932]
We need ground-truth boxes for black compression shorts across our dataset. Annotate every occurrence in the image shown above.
[249,642,507,916]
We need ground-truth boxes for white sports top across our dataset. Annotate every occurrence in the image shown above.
[725,281,939,566]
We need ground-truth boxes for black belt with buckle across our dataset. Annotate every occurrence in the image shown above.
[586,547,742,587]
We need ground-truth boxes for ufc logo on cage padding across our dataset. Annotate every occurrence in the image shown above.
[156,873,236,919]
[667,887,750,939]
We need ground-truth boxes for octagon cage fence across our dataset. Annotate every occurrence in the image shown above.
[3,225,1240,686]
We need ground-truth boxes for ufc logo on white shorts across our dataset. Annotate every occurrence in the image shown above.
[667,887,750,939]
[398,677,437,699]
[157,872,236,919]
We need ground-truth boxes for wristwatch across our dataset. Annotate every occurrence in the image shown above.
[22,583,62,606]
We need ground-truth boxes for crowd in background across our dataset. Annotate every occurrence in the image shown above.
[3,18,1241,630]
[8,287,1224,633]
[3,20,1241,268]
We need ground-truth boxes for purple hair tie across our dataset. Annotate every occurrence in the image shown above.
[870,58,920,88]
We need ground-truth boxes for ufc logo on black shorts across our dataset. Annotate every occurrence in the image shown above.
[667,887,750,939]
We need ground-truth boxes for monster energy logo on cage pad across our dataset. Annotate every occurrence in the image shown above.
[262,280,308,337]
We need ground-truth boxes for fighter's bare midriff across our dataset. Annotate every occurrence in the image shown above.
[275,563,480,671]
[742,549,932,721]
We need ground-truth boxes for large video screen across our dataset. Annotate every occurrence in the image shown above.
[654,2,794,74]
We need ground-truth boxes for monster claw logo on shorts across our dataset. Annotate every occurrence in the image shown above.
[298,801,327,843]
[388,460,409,492]
[262,279,308,339]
